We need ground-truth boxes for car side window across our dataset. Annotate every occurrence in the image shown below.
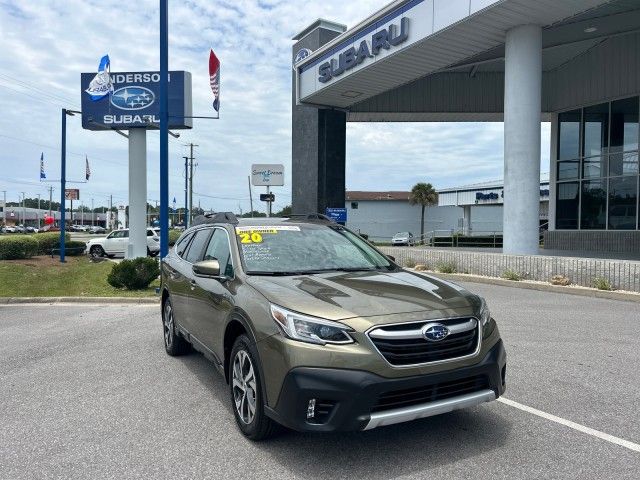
[107,232,116,239]
[175,232,194,258]
[184,229,212,264]
[203,229,234,277]
[110,231,124,239]
[122,230,129,238]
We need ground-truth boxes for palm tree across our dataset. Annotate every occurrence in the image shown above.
[409,183,438,244]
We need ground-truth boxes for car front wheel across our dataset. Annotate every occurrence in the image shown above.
[229,335,279,441]
[89,245,105,258]
[162,297,190,356]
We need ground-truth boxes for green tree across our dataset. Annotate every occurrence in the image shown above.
[409,183,438,244]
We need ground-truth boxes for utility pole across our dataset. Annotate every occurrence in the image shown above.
[1,191,6,227]
[247,176,254,218]
[21,192,26,228]
[37,194,41,229]
[183,156,189,227]
[48,186,53,217]
[185,143,198,225]
[109,194,113,230]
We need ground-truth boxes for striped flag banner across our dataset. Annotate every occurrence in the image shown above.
[209,49,220,113]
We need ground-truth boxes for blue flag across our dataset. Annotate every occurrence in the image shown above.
[40,152,46,180]
[85,55,113,101]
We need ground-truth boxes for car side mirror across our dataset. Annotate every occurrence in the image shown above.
[193,259,221,278]
[387,255,396,262]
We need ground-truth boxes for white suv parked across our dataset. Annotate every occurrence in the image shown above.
[85,228,160,258]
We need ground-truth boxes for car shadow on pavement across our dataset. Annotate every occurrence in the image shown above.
[178,350,512,479]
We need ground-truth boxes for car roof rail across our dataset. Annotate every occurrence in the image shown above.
[192,211,239,226]
[285,213,335,224]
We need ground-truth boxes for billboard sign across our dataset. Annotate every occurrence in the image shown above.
[325,207,347,223]
[81,71,193,130]
[65,189,80,200]
[251,164,284,186]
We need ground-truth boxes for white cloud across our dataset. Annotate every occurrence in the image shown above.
[0,0,549,214]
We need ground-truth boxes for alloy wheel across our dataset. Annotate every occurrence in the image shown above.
[232,350,257,425]
[163,302,174,348]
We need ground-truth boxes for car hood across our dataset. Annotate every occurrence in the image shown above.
[246,270,478,328]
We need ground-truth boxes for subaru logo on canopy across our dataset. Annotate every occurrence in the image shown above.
[422,323,450,342]
[110,86,155,110]
[294,48,312,64]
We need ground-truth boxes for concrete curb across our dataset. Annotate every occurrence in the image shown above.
[426,271,640,303]
[0,296,160,305]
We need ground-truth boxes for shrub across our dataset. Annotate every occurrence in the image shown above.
[593,277,612,291]
[36,231,70,255]
[414,264,429,271]
[0,235,39,260]
[502,269,523,281]
[168,229,181,246]
[65,241,86,256]
[404,258,417,268]
[107,257,160,290]
[436,261,457,274]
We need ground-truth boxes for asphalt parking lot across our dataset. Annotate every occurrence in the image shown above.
[1,283,639,479]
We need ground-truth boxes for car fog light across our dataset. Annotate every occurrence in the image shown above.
[307,398,316,419]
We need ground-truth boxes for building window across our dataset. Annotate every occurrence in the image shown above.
[580,180,606,229]
[610,96,638,153]
[556,182,579,230]
[555,96,640,231]
[608,176,638,230]
[558,109,581,160]
[582,103,609,158]
[351,202,358,209]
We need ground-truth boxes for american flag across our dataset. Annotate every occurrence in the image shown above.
[209,49,220,112]
[85,155,91,181]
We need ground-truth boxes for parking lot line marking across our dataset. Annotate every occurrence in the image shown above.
[498,397,640,454]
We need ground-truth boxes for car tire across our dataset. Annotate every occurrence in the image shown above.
[147,247,158,257]
[229,335,280,441]
[162,297,190,356]
[89,245,105,258]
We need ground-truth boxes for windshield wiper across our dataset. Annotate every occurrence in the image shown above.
[246,270,326,276]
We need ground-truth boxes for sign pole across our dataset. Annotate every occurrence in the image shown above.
[59,108,67,263]
[247,176,254,218]
[127,129,148,259]
[159,0,169,258]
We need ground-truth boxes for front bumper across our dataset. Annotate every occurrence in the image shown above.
[265,339,506,432]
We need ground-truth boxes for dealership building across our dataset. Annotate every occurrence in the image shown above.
[292,0,640,254]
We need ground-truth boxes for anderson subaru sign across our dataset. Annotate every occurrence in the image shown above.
[80,71,192,130]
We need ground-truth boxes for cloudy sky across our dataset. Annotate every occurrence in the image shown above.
[0,0,549,214]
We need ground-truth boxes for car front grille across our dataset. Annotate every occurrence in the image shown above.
[368,317,480,366]
[371,375,490,413]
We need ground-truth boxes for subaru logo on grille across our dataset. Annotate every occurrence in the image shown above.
[423,323,450,342]
[110,86,155,110]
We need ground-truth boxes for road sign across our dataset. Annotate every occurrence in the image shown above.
[80,71,192,131]
[65,189,80,200]
[251,164,284,186]
[260,193,275,202]
[325,207,347,223]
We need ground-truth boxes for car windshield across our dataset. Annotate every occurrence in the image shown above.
[236,223,393,275]
[395,232,409,237]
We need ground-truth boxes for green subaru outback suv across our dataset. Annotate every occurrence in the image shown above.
[160,213,506,440]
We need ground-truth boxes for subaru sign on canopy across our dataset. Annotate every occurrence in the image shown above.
[80,71,192,130]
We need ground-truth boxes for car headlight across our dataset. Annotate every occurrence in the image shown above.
[270,304,354,345]
[478,297,495,338]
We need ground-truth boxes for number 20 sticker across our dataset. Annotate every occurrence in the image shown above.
[239,232,263,244]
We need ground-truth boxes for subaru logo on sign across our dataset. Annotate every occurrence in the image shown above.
[423,323,450,342]
[110,86,155,110]
[294,48,312,64]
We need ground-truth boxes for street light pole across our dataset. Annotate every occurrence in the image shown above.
[183,156,189,227]
[91,198,94,226]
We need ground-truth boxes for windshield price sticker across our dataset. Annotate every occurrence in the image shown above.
[235,226,301,233]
